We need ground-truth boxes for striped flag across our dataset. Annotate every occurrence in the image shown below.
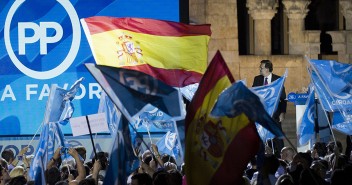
[81,16,211,87]
[185,51,260,185]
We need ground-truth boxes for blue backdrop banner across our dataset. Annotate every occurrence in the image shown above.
[0,0,180,135]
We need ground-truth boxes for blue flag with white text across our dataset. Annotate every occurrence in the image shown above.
[298,89,315,145]
[250,72,287,140]
[210,82,284,138]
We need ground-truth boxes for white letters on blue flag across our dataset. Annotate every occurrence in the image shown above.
[298,89,315,145]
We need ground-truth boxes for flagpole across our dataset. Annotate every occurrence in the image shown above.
[85,116,98,160]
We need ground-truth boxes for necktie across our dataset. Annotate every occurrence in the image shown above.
[264,77,268,85]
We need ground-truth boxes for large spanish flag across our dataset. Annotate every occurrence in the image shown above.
[81,16,211,87]
[185,51,260,185]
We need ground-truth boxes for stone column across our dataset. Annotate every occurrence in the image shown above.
[282,0,311,55]
[247,0,278,55]
[340,0,352,30]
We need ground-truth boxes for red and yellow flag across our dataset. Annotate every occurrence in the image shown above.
[185,51,260,185]
[81,16,211,87]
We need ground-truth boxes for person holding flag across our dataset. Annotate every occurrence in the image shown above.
[252,59,287,157]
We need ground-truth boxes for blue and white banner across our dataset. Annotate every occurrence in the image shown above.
[250,70,287,140]
[0,0,181,136]
[156,131,180,159]
[298,89,315,146]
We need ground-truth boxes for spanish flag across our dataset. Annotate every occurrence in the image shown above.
[185,51,260,185]
[81,16,211,87]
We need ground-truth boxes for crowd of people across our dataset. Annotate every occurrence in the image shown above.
[0,139,352,185]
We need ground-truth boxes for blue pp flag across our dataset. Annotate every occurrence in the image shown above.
[85,64,184,123]
[298,89,316,145]
[332,110,352,135]
[29,122,67,183]
[104,115,139,185]
[180,83,199,101]
[210,82,284,138]
[29,78,83,183]
[156,131,179,159]
[309,59,352,95]
[98,91,122,135]
[250,71,287,140]
[44,77,84,125]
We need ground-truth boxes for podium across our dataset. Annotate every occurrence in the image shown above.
[288,92,331,152]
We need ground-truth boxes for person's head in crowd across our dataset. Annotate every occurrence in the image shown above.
[326,141,343,155]
[280,147,295,163]
[259,60,273,77]
[60,165,78,181]
[9,166,25,178]
[7,175,27,185]
[166,169,182,185]
[164,162,177,172]
[0,164,11,184]
[45,166,61,185]
[92,152,108,170]
[77,178,96,185]
[26,180,35,185]
[131,172,152,185]
[85,161,93,169]
[312,142,327,159]
[310,160,328,179]
[1,149,15,164]
[292,152,313,169]
[161,154,176,164]
[275,174,294,185]
[152,171,168,185]
[262,154,280,176]
[74,146,87,162]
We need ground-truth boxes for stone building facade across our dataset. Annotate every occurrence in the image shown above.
[189,0,352,148]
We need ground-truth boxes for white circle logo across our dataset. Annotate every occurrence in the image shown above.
[4,0,81,79]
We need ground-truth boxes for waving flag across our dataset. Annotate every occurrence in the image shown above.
[156,131,179,158]
[104,116,139,185]
[309,59,352,94]
[98,91,122,135]
[81,16,211,87]
[250,71,287,140]
[210,82,285,139]
[308,59,352,135]
[85,64,183,123]
[29,78,83,182]
[298,89,316,145]
[185,51,260,185]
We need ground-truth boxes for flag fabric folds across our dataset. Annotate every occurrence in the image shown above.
[250,72,287,140]
[85,64,183,122]
[308,59,352,135]
[103,116,139,185]
[81,16,211,87]
[185,51,260,185]
[98,90,122,135]
[29,78,83,183]
[210,82,285,139]
[298,89,316,145]
[156,131,179,158]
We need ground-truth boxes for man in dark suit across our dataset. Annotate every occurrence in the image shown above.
[252,59,287,157]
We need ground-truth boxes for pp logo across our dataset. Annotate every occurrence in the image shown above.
[4,0,81,79]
